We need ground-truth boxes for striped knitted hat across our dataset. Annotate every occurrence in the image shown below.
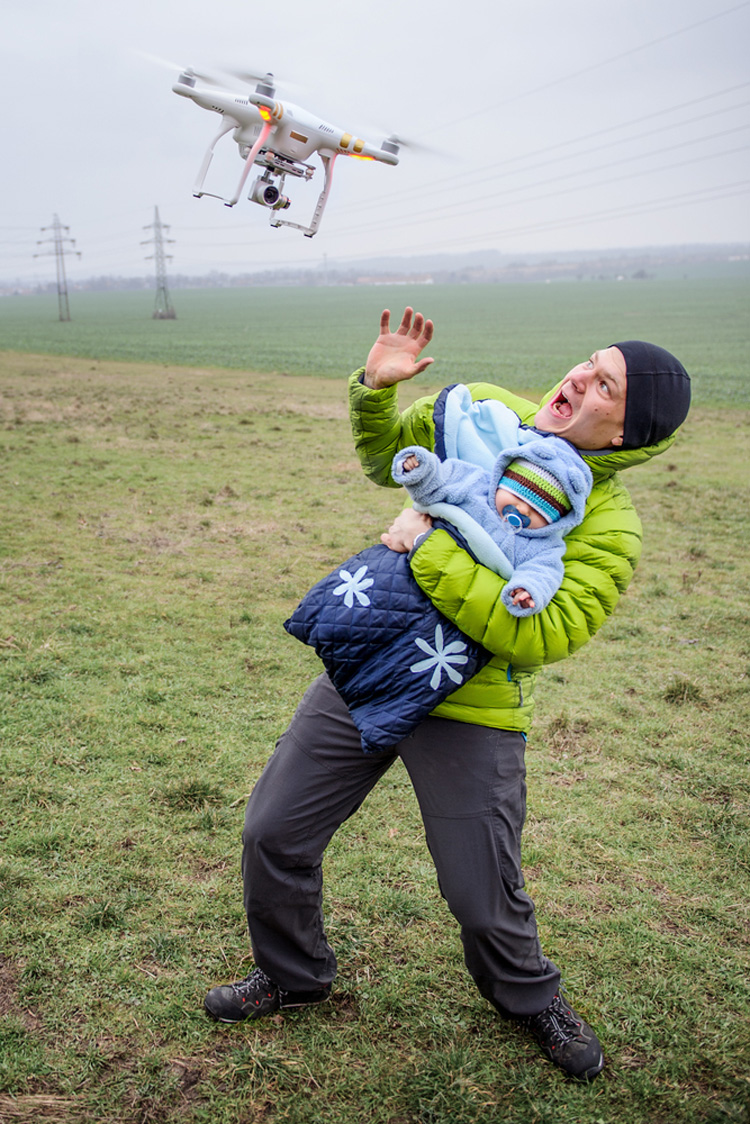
[498,458,571,524]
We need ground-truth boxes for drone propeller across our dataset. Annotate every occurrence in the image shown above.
[138,51,240,90]
[383,133,443,157]
[188,65,235,87]
[228,68,310,100]
[230,68,275,91]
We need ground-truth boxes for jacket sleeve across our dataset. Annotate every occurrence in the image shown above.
[349,371,441,488]
[409,478,643,666]
[501,541,565,618]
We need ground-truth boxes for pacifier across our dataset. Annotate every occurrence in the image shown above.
[502,504,531,530]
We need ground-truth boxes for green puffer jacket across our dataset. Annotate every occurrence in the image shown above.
[349,369,675,734]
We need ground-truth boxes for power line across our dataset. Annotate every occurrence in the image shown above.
[427,1,750,136]
[331,89,750,222]
[360,133,750,235]
[390,180,750,256]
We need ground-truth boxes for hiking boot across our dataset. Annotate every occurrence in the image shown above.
[522,992,604,1081]
[204,967,331,1024]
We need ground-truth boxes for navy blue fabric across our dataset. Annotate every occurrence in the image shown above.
[432,383,458,462]
[284,542,492,753]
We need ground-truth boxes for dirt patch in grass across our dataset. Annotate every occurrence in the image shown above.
[0,1094,92,1122]
[0,957,19,1017]
[0,957,40,1034]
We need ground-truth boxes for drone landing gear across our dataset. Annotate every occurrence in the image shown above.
[192,117,240,200]
[269,152,337,238]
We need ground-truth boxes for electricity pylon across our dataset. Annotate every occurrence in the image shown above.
[141,206,176,319]
[34,215,81,321]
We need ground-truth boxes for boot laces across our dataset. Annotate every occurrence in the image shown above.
[529,994,581,1046]
[231,968,276,1000]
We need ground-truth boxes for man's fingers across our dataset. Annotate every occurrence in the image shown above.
[409,312,434,343]
[388,307,434,346]
[406,309,434,345]
[396,307,414,335]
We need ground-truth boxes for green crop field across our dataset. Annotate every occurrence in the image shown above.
[1,281,749,1124]
[0,277,747,405]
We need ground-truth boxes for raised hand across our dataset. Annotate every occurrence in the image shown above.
[363,307,435,389]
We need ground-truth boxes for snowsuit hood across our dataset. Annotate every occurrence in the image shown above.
[491,438,592,539]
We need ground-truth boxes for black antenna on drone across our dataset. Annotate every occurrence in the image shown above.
[141,206,177,320]
[34,214,81,321]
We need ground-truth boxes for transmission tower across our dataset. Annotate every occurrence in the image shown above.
[141,206,176,319]
[34,215,81,321]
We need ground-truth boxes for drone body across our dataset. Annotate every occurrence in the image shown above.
[172,69,400,237]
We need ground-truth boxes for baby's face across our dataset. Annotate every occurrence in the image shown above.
[495,486,548,530]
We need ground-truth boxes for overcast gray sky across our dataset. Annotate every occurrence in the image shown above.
[2,0,748,283]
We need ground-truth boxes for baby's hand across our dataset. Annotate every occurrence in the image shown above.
[510,587,535,610]
[402,454,420,472]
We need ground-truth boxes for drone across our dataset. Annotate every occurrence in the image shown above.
[171,67,400,237]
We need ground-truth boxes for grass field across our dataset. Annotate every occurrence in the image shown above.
[0,278,748,406]
[1,283,749,1123]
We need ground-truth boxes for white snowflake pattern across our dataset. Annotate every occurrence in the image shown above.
[410,624,469,690]
[332,564,374,608]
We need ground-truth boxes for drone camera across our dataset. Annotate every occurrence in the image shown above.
[250,177,291,210]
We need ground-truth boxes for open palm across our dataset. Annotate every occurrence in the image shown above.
[364,308,435,388]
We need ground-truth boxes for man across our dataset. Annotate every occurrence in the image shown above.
[204,308,691,1082]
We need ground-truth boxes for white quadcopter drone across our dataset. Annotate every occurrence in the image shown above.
[172,67,400,237]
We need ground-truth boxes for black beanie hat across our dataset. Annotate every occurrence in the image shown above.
[610,340,691,449]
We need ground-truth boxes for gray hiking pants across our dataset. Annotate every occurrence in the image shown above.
[242,673,561,1017]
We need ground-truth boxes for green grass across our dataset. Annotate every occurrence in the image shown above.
[0,344,749,1123]
[0,277,748,406]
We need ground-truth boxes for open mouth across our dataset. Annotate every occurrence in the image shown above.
[550,387,573,419]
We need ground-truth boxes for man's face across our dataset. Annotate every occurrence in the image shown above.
[533,346,627,450]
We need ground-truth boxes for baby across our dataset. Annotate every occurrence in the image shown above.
[391,436,592,615]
